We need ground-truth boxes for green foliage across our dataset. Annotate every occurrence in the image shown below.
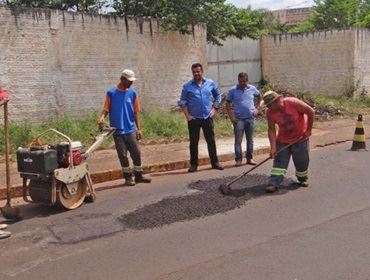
[1,0,108,12]
[292,0,370,32]
[297,93,370,116]
[0,121,33,152]
[258,78,273,94]
[358,11,370,27]
[354,94,370,108]
[2,0,265,45]
[0,112,104,155]
[254,118,268,135]
[112,0,165,18]
[0,109,271,157]
[213,114,234,137]
[311,0,357,29]
[263,0,370,34]
[140,110,188,141]
[112,0,264,45]
[2,95,369,157]
[260,9,292,35]
[213,114,266,137]
[288,20,315,33]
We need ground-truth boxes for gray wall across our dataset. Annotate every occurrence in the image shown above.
[0,6,207,122]
[354,29,370,95]
[261,29,370,96]
[207,37,261,95]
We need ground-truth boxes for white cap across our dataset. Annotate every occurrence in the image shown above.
[121,69,137,81]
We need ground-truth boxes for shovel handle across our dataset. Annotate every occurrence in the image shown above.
[226,136,304,188]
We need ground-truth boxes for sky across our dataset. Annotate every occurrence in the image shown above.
[226,0,315,10]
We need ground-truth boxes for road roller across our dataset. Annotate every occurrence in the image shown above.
[16,127,115,210]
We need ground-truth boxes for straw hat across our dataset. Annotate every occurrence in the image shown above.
[262,90,281,107]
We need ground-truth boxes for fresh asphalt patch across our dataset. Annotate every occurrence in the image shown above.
[46,174,301,243]
[119,174,301,230]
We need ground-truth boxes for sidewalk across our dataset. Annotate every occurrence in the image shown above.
[1,116,369,200]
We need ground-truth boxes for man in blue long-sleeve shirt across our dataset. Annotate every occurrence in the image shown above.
[178,63,224,172]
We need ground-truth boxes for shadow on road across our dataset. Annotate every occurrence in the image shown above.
[226,182,301,197]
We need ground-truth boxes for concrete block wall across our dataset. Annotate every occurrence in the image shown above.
[354,29,370,95]
[261,30,357,96]
[0,6,207,122]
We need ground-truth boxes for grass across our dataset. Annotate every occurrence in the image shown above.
[298,93,370,116]
[141,110,267,142]
[0,109,267,156]
[0,112,104,155]
[140,110,188,141]
[0,93,369,156]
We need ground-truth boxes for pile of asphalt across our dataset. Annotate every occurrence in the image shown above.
[119,174,300,230]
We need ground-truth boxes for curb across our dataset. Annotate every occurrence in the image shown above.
[0,147,270,200]
[2,135,367,201]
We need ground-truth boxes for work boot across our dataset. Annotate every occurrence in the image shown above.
[188,165,198,172]
[0,224,8,230]
[235,160,242,167]
[247,159,257,165]
[0,230,11,240]
[123,172,135,186]
[212,162,224,170]
[291,177,309,188]
[266,184,278,193]
[134,171,152,183]
[298,181,309,187]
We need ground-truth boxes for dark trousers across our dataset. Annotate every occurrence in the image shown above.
[113,133,142,172]
[188,118,219,166]
[269,139,310,186]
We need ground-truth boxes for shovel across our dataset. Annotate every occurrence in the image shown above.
[219,137,303,195]
[1,103,21,220]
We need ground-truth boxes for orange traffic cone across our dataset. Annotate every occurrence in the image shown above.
[351,114,367,151]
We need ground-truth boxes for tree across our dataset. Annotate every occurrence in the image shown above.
[273,0,370,34]
[261,12,290,34]
[112,0,264,45]
[288,20,315,33]
[1,0,107,12]
[1,0,265,44]
[306,0,369,30]
[359,12,370,27]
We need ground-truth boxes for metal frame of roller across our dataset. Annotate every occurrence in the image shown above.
[17,128,114,210]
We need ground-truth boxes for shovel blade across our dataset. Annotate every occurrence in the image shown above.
[219,184,231,196]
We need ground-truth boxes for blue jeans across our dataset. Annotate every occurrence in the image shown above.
[233,118,255,162]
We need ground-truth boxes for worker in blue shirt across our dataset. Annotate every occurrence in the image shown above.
[226,72,262,167]
[178,63,224,172]
[98,70,151,186]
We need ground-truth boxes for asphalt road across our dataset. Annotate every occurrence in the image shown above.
[1,140,369,280]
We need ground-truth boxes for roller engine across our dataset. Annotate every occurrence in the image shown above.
[16,128,115,210]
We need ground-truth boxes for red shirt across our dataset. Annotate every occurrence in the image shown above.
[266,97,308,144]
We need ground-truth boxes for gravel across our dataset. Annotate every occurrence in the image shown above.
[119,174,300,230]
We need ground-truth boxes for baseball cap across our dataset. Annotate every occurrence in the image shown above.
[121,69,137,81]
